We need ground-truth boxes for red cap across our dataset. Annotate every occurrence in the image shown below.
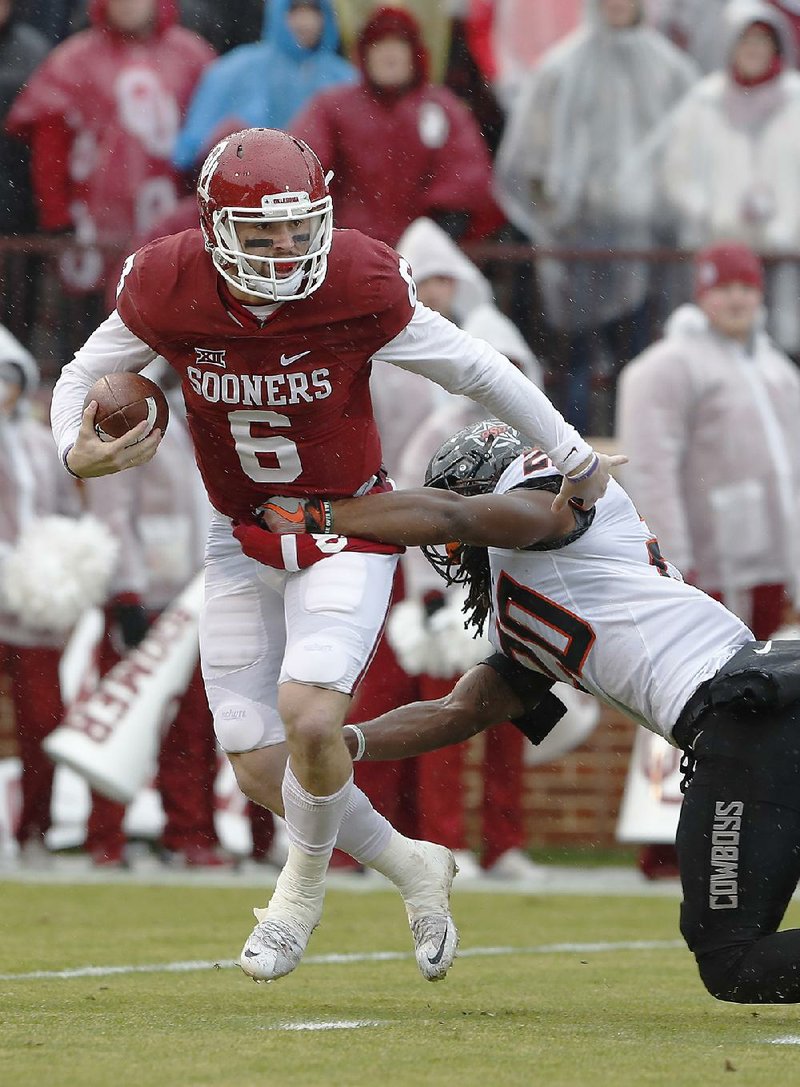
[693,243,764,298]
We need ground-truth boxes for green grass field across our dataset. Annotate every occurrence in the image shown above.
[2,880,799,1087]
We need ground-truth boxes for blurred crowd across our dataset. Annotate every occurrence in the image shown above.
[2,0,800,877]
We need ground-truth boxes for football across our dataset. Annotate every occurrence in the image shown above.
[84,372,169,443]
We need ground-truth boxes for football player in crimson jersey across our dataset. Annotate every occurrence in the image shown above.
[260,420,800,1005]
[50,127,623,985]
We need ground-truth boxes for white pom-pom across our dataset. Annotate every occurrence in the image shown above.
[386,599,444,676]
[3,515,119,632]
[428,586,492,674]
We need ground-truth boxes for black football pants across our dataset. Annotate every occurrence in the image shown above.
[676,700,800,1002]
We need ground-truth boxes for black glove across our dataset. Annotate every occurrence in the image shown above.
[108,596,150,650]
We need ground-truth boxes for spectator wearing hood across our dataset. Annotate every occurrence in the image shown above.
[334,0,452,82]
[617,242,800,636]
[346,218,547,882]
[6,0,215,312]
[0,327,115,865]
[172,0,356,173]
[291,6,502,245]
[616,240,800,880]
[644,0,800,353]
[495,0,698,434]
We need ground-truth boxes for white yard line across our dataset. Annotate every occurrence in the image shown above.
[258,1020,385,1032]
[0,939,684,982]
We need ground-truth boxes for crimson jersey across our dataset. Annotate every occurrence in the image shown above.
[116,228,414,520]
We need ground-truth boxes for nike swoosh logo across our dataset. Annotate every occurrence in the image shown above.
[427,927,450,966]
[280,350,310,367]
[265,502,304,524]
[753,641,772,655]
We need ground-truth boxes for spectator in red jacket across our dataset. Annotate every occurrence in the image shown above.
[291,5,502,245]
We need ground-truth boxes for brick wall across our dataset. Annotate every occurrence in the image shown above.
[464,704,637,849]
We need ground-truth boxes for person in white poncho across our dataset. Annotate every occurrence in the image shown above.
[0,328,116,864]
[617,241,800,639]
[349,218,553,881]
[494,0,698,433]
[632,0,800,352]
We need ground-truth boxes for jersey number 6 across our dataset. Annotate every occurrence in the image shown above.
[228,409,302,484]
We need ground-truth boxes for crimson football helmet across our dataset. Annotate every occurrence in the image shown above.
[197,128,333,302]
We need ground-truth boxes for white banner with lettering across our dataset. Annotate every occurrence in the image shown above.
[616,727,683,843]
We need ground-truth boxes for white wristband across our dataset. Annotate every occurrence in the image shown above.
[344,724,367,762]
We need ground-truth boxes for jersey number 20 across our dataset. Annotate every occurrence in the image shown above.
[495,571,595,684]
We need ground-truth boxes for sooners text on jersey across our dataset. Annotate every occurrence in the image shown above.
[116,228,415,520]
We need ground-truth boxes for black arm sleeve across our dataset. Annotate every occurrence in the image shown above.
[482,652,568,744]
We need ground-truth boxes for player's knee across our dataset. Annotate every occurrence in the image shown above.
[212,695,279,753]
[695,945,756,1003]
[282,714,339,761]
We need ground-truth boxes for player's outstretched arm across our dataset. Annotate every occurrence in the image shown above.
[262,487,575,549]
[344,662,527,761]
[65,400,162,478]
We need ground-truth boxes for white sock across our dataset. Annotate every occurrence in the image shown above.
[335,784,394,863]
[265,764,354,923]
[367,827,419,887]
[281,761,353,857]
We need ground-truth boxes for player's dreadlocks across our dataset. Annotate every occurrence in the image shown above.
[455,544,492,637]
[426,539,493,637]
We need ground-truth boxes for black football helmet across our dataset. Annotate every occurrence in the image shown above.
[424,419,529,495]
[422,420,530,581]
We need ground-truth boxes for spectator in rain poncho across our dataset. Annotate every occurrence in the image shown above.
[0,326,118,866]
[494,0,698,433]
[172,0,356,172]
[395,216,542,392]
[347,216,549,883]
[6,0,215,297]
[629,0,800,352]
[368,217,542,467]
[617,241,800,638]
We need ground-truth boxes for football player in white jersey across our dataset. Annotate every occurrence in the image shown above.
[253,420,800,1004]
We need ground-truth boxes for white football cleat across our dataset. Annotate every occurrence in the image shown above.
[397,840,459,981]
[239,906,318,982]
[486,848,550,883]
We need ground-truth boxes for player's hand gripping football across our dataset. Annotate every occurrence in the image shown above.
[551,451,629,513]
[66,400,162,478]
[256,495,332,535]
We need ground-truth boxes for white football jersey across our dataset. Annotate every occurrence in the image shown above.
[487,453,754,742]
